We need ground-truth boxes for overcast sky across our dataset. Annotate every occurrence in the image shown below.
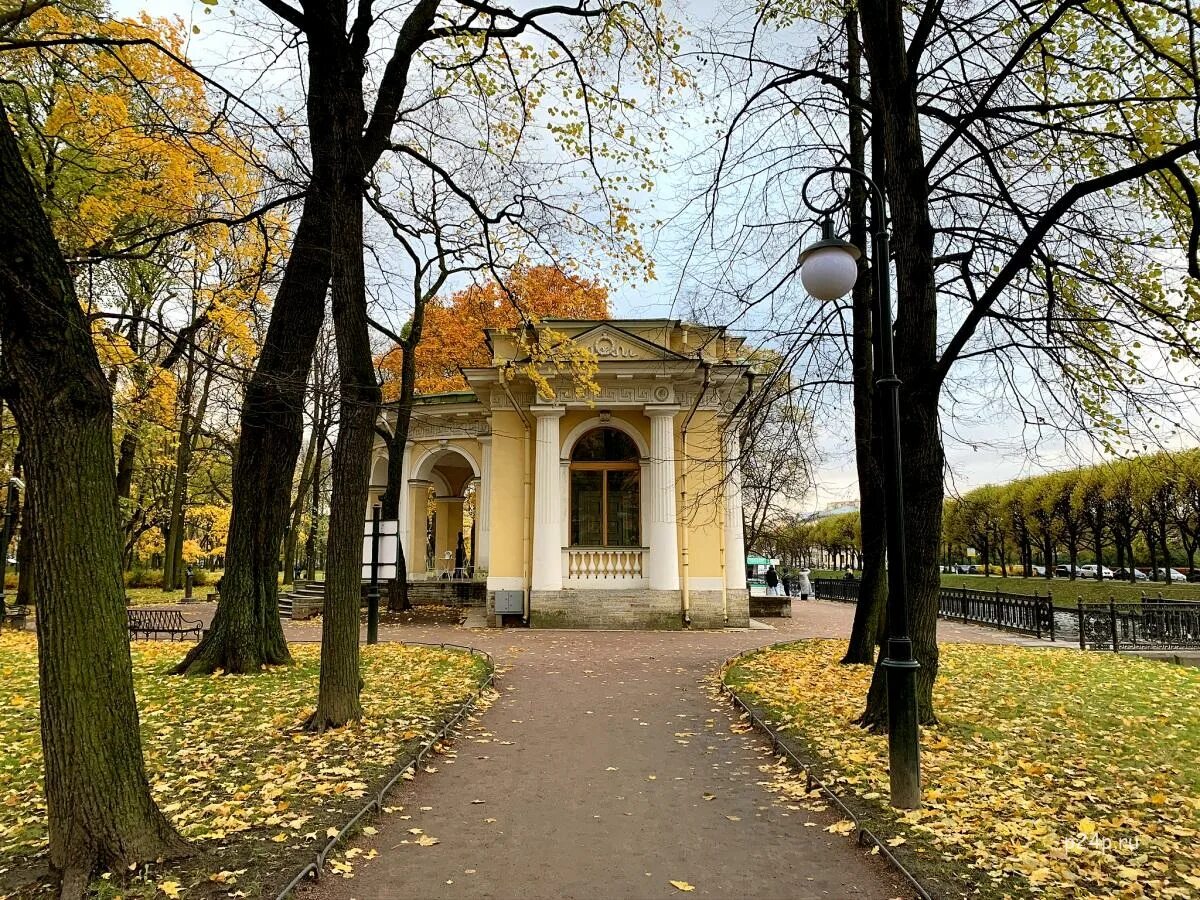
[107,0,1190,511]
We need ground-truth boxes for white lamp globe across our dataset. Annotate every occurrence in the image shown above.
[800,244,860,301]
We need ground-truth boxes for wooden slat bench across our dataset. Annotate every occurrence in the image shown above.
[2,604,28,630]
[127,608,203,641]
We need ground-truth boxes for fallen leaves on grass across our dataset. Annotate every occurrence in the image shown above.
[724,640,1200,899]
[0,633,489,895]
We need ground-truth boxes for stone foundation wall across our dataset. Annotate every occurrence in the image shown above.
[748,594,791,618]
[703,588,750,628]
[525,587,750,630]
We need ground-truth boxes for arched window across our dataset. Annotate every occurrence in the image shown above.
[569,427,641,547]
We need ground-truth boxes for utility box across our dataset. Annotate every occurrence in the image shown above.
[493,590,524,615]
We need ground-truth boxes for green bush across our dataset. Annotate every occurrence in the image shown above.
[124,569,165,589]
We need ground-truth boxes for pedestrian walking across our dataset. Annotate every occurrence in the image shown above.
[765,565,780,597]
[797,567,812,601]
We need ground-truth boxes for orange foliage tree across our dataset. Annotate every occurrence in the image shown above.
[380,265,611,397]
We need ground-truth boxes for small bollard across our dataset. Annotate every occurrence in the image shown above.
[184,565,193,601]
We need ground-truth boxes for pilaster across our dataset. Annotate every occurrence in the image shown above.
[531,406,565,591]
[646,405,680,591]
[723,423,747,590]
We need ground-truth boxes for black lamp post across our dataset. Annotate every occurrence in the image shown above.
[798,165,922,809]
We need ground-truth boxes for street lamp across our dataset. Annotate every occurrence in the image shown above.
[798,166,922,810]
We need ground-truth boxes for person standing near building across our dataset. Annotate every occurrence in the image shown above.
[797,567,812,601]
[765,565,780,596]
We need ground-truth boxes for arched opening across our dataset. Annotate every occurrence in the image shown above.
[411,446,480,579]
[569,427,641,547]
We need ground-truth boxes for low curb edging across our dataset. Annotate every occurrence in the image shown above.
[273,641,497,900]
[719,644,934,900]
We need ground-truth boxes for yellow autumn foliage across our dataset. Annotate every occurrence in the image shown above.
[0,635,490,895]
[1,7,240,255]
[724,641,1200,899]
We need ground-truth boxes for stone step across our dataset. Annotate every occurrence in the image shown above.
[278,579,486,620]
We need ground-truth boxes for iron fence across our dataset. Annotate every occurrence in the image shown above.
[938,585,1055,639]
[813,577,861,603]
[1064,599,1200,652]
[812,578,1200,651]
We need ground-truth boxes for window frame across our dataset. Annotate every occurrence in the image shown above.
[568,428,642,548]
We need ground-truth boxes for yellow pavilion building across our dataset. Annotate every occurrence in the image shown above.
[368,319,754,629]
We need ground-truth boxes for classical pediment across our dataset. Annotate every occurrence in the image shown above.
[570,323,686,362]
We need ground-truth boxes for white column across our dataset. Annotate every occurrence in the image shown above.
[406,479,431,577]
[531,406,565,591]
[397,444,412,570]
[476,435,492,570]
[723,423,747,591]
[646,405,680,591]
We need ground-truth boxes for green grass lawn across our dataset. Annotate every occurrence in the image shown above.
[0,633,491,898]
[724,641,1200,899]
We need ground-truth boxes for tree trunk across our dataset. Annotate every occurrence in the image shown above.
[164,354,211,590]
[306,422,325,580]
[285,394,320,587]
[843,8,887,665]
[857,0,942,728]
[16,484,34,606]
[307,41,376,731]
[115,317,143,501]
[0,97,186,890]
[1159,517,1171,582]
[173,59,340,674]
[1094,513,1104,579]
[378,426,412,612]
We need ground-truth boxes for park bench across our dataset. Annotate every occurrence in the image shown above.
[2,604,28,630]
[126,608,203,641]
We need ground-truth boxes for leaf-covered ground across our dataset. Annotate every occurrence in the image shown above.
[724,641,1200,899]
[0,633,490,899]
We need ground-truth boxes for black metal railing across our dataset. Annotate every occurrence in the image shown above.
[938,585,1055,639]
[812,578,1200,650]
[1064,598,1200,651]
[814,577,862,603]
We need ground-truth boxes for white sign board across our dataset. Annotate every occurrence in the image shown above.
[362,519,400,580]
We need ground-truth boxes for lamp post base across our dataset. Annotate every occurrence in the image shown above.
[883,643,921,809]
[366,587,379,645]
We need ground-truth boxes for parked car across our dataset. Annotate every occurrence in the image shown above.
[1152,567,1189,582]
[1113,567,1149,581]
[1187,569,1200,583]
[1054,564,1078,578]
[1029,565,1047,576]
[1079,564,1115,579]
